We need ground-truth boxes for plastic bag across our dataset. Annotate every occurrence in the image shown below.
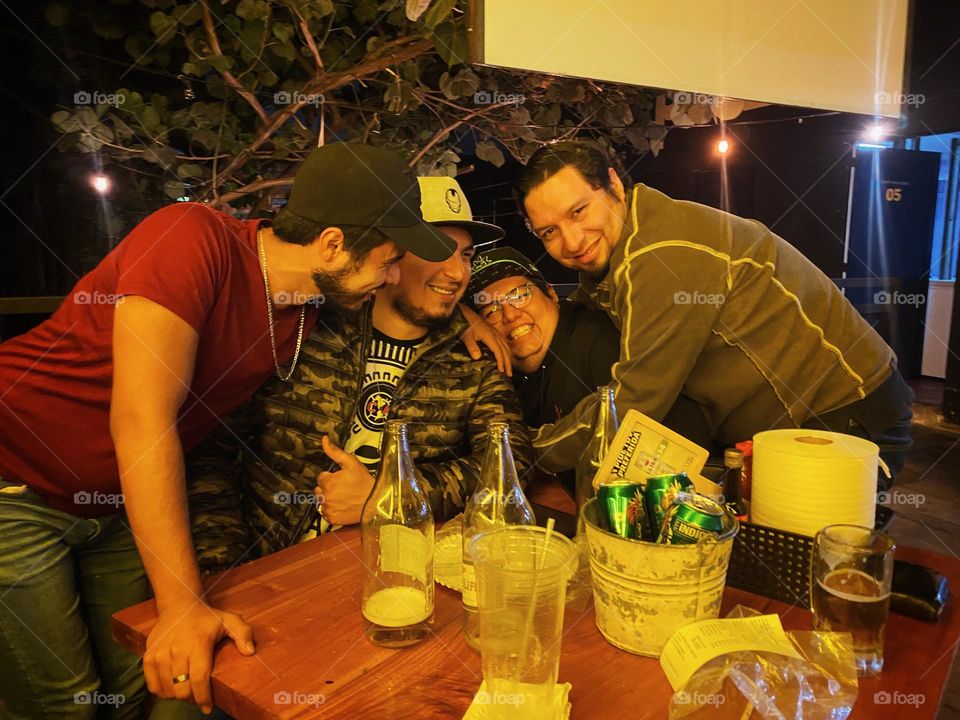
[668,606,858,720]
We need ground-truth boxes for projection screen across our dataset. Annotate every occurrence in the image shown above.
[468,0,910,117]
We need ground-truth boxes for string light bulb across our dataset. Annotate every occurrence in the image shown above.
[91,174,110,194]
[717,138,730,154]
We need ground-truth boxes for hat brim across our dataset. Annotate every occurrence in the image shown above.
[384,220,457,262]
[431,220,505,246]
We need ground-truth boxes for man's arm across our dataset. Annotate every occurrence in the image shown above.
[416,356,533,520]
[532,246,724,472]
[111,296,254,714]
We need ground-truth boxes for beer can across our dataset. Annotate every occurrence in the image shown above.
[597,482,645,539]
[658,492,727,545]
[643,473,694,540]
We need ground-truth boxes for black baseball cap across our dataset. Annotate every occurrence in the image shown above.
[285,143,455,262]
[466,247,550,309]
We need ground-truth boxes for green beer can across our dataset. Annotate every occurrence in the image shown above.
[658,492,727,545]
[597,482,645,539]
[643,473,694,539]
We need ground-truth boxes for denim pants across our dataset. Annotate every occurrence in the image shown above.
[0,480,215,719]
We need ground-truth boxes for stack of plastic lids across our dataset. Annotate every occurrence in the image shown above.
[751,429,878,536]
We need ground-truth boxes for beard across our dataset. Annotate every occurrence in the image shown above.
[391,294,455,331]
[311,268,371,312]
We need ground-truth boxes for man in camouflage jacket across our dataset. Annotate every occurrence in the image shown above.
[188,177,531,574]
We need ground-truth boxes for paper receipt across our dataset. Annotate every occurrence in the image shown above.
[659,614,802,690]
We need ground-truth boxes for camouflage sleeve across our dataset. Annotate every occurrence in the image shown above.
[186,402,256,576]
[415,356,533,521]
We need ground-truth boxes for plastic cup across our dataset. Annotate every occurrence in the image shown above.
[468,526,576,714]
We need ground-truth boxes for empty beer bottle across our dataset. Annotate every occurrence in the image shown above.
[361,420,435,647]
[462,423,535,650]
[569,385,620,607]
[575,384,621,520]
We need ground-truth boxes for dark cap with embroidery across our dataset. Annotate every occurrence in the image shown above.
[285,142,455,261]
[466,247,550,309]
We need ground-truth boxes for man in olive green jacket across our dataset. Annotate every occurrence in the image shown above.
[515,141,913,488]
[189,177,531,573]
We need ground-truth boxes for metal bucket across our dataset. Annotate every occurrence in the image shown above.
[583,497,738,657]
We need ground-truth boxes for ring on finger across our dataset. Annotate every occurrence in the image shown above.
[172,673,190,685]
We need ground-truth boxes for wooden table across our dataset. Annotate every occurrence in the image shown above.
[113,525,960,719]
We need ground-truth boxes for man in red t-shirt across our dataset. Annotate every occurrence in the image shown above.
[0,143,458,718]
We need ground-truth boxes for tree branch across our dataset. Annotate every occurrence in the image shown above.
[212,35,432,190]
[408,99,518,168]
[201,1,269,126]
[210,176,294,207]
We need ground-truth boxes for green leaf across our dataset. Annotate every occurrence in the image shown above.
[236,0,270,21]
[177,163,204,179]
[164,179,187,199]
[51,110,82,133]
[175,4,203,26]
[406,0,432,22]
[433,22,468,67]
[209,54,234,72]
[44,3,70,27]
[475,140,505,167]
[423,0,455,29]
[273,21,295,43]
[149,12,177,42]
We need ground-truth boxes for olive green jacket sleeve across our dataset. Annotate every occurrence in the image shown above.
[532,193,725,473]
[415,354,534,521]
[186,402,257,575]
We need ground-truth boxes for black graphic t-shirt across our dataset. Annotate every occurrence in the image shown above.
[343,329,424,471]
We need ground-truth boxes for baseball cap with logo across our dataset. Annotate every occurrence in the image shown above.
[417,176,504,245]
[465,247,550,309]
[285,142,455,261]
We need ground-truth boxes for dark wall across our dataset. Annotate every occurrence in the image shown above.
[629,111,872,279]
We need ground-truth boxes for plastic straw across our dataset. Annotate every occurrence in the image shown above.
[513,519,556,697]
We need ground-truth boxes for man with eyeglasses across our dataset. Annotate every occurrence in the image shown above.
[466,247,712,483]
[511,139,914,488]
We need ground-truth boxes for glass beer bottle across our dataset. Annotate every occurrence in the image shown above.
[575,384,621,523]
[462,423,535,650]
[360,420,435,647]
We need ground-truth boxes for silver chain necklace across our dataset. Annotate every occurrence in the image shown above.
[257,229,306,381]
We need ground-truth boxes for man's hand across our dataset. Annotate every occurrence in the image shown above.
[458,304,512,377]
[315,436,375,525]
[143,601,255,714]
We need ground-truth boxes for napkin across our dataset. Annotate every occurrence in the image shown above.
[462,680,572,719]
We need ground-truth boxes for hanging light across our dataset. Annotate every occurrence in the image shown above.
[717,138,731,154]
[91,174,111,194]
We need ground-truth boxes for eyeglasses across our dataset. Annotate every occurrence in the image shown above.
[478,283,534,325]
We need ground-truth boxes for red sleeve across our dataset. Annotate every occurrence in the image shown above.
[114,203,229,333]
